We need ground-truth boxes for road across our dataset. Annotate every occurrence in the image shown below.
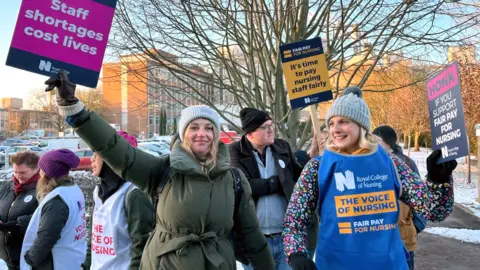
[416,205,480,270]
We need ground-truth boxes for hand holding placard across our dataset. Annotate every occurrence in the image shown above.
[45,70,79,106]
[6,0,118,87]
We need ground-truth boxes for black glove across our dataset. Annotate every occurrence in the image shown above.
[267,175,282,195]
[427,150,457,183]
[289,252,317,270]
[44,70,79,106]
[0,221,20,234]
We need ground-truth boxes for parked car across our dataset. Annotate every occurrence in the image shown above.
[138,142,170,156]
[1,139,29,147]
[219,131,239,144]
[0,146,44,168]
[74,148,94,171]
[138,145,160,157]
[0,146,10,167]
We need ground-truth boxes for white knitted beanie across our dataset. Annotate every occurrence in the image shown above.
[178,105,221,141]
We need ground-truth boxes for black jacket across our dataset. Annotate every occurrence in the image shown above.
[229,137,303,205]
[0,181,38,267]
[24,196,69,270]
[229,136,319,250]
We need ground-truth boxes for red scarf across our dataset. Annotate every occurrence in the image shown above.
[13,171,40,195]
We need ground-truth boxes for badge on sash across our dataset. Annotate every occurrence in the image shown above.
[279,159,286,168]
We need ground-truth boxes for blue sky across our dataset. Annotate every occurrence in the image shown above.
[0,1,47,105]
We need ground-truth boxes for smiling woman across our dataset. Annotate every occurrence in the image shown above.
[49,70,275,270]
[283,86,457,270]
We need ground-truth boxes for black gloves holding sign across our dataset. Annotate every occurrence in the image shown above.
[289,252,317,270]
[44,71,85,117]
[426,150,457,183]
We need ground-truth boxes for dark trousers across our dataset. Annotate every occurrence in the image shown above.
[407,251,415,270]
[6,261,20,270]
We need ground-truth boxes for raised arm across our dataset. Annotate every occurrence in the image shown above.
[390,150,456,222]
[45,71,167,195]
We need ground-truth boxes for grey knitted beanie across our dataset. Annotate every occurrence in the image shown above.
[178,105,221,141]
[325,86,371,131]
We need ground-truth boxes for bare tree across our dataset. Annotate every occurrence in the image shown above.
[28,88,102,133]
[28,90,67,133]
[109,0,480,148]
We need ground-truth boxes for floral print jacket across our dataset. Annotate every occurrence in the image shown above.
[282,152,454,261]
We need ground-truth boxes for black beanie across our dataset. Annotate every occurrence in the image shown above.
[372,125,397,149]
[240,108,271,134]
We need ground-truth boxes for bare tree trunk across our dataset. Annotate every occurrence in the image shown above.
[407,134,412,157]
[403,133,408,150]
[414,131,420,152]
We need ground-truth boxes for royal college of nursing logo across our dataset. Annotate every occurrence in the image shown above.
[441,145,449,159]
[334,170,356,192]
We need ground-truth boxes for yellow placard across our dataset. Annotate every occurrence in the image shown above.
[282,53,332,100]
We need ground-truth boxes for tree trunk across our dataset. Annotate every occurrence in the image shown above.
[403,133,408,149]
[407,134,412,157]
[414,131,420,152]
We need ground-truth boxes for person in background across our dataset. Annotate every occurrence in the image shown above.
[229,108,319,269]
[44,71,275,270]
[283,86,456,270]
[0,152,40,270]
[373,125,427,270]
[84,130,154,270]
[20,149,87,270]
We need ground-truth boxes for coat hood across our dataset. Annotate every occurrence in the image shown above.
[170,140,231,178]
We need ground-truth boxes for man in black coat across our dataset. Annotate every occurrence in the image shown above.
[229,108,319,270]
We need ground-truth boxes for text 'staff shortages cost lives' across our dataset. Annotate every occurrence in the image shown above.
[280,38,333,109]
[427,62,468,163]
[6,0,118,88]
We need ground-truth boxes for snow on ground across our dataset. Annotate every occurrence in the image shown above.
[425,227,480,244]
[403,147,480,219]
[0,260,6,270]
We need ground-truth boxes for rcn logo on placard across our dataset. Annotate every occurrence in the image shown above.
[334,170,356,192]
[38,60,67,75]
[441,145,449,159]
[304,97,311,103]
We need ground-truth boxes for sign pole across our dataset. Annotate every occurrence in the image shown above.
[309,104,323,149]
[476,124,480,203]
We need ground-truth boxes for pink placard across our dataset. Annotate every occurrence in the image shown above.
[427,63,459,101]
[10,0,115,72]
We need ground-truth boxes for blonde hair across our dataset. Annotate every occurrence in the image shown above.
[36,174,74,202]
[182,122,219,171]
[326,126,378,153]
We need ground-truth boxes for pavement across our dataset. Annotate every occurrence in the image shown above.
[416,205,480,269]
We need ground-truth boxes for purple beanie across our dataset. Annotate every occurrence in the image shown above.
[38,149,80,178]
[117,130,138,148]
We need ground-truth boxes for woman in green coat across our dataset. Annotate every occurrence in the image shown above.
[45,72,275,270]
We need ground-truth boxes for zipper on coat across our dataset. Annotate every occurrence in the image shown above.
[5,197,17,262]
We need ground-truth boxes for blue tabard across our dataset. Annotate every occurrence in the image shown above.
[315,147,408,269]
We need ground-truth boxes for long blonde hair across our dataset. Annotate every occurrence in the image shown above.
[36,174,74,202]
[326,126,378,153]
[182,123,219,171]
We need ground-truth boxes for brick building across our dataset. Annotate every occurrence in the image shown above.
[101,50,217,138]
